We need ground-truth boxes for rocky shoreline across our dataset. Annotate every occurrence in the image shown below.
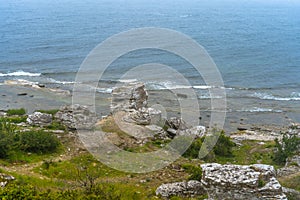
[0,82,299,199]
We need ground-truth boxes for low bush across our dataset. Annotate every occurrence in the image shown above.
[18,131,60,154]
[183,130,235,160]
[273,134,300,166]
[181,164,202,180]
[6,108,26,116]
[0,118,17,158]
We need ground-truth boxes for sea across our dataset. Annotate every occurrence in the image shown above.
[0,0,300,131]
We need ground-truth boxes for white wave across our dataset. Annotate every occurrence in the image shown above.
[252,92,300,101]
[119,79,138,83]
[180,14,192,18]
[0,70,41,77]
[47,78,75,84]
[96,88,113,94]
[239,107,282,113]
[193,85,213,89]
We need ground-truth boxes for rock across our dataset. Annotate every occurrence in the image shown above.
[237,127,247,131]
[123,107,162,126]
[167,128,177,138]
[17,92,28,96]
[0,173,15,187]
[156,180,206,198]
[145,125,168,140]
[201,163,287,200]
[230,130,282,142]
[27,112,52,126]
[277,165,300,177]
[0,111,6,117]
[282,187,300,199]
[54,104,97,130]
[178,126,206,138]
[286,155,300,167]
[166,117,189,130]
[111,82,148,112]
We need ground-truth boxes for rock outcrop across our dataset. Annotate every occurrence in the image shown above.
[111,82,148,112]
[54,104,97,130]
[27,112,52,126]
[155,180,206,198]
[201,163,287,200]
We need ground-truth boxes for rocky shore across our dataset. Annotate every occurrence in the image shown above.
[0,81,299,199]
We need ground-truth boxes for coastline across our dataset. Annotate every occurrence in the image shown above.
[0,81,299,134]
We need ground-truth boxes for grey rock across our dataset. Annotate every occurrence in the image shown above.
[201,163,287,200]
[54,104,97,130]
[123,107,162,126]
[0,173,15,187]
[111,82,148,112]
[27,112,52,126]
[167,128,177,138]
[178,126,206,138]
[166,117,189,130]
[156,180,206,198]
[282,187,300,199]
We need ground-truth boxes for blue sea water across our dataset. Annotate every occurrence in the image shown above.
[0,0,300,120]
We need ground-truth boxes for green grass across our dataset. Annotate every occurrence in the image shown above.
[279,174,300,192]
[6,108,26,116]
[34,153,128,181]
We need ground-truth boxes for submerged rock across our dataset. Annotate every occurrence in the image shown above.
[27,111,52,126]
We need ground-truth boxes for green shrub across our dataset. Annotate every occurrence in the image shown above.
[7,116,27,123]
[183,130,235,160]
[183,138,203,159]
[18,131,60,153]
[6,108,26,116]
[182,164,202,180]
[212,131,236,157]
[0,119,17,158]
[273,134,300,166]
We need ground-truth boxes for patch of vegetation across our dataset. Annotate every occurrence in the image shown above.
[6,108,26,116]
[183,130,235,161]
[0,118,17,158]
[0,182,150,200]
[3,116,27,123]
[181,164,202,180]
[45,120,66,131]
[35,154,127,181]
[273,134,300,166]
[279,174,300,192]
[19,131,60,154]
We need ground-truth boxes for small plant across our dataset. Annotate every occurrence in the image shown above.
[6,108,26,116]
[182,164,202,180]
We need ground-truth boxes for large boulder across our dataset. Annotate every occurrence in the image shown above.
[27,112,52,126]
[156,180,206,198]
[111,82,148,112]
[201,163,287,200]
[54,104,97,130]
